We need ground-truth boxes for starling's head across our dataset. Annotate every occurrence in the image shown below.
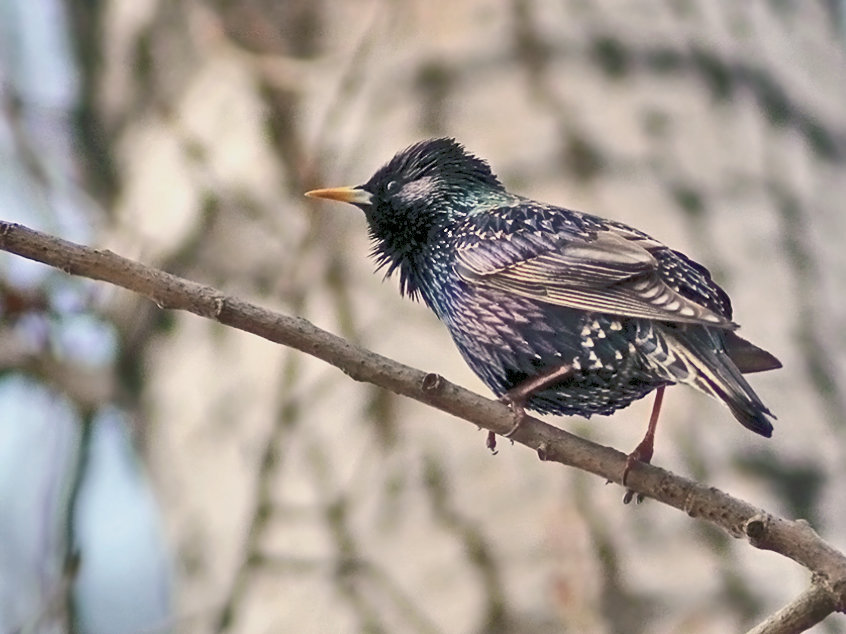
[306,138,504,297]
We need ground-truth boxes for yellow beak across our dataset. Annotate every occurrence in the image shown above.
[305,186,373,205]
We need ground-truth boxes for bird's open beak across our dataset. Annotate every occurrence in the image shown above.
[305,186,372,206]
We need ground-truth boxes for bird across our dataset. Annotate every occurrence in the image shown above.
[306,138,781,499]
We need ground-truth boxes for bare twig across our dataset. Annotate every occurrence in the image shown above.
[746,583,838,634]
[1,220,845,631]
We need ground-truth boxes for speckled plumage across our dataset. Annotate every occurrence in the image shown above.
[308,138,780,438]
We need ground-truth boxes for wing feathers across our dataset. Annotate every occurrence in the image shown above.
[456,227,735,327]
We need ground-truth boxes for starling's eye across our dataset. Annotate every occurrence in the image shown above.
[385,180,399,194]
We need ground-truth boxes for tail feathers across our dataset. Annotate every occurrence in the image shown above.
[667,331,776,437]
[723,331,782,374]
[700,371,774,437]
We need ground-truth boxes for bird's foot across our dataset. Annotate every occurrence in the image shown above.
[620,386,665,504]
[487,392,528,454]
[621,437,654,504]
[487,364,574,455]
[500,393,528,437]
[485,430,498,454]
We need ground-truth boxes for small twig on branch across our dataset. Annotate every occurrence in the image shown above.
[1,220,845,632]
[746,583,838,634]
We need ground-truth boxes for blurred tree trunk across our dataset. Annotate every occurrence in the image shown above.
[28,0,846,632]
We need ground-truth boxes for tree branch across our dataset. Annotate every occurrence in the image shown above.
[747,583,838,634]
[1,220,845,631]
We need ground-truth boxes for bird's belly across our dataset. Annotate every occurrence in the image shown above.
[438,290,665,417]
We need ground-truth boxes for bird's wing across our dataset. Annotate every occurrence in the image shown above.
[455,226,736,328]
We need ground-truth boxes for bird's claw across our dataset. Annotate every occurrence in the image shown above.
[621,440,654,504]
[622,489,643,505]
[486,430,498,455]
[486,393,527,454]
[499,394,527,437]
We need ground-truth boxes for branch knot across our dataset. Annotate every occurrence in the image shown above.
[421,373,444,393]
[744,514,770,545]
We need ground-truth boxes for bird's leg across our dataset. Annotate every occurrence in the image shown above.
[487,364,574,452]
[621,385,665,503]
[501,364,575,435]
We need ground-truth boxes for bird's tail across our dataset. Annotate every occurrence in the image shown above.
[661,328,776,437]
[723,331,782,374]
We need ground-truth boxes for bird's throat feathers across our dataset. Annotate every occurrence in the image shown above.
[367,207,443,300]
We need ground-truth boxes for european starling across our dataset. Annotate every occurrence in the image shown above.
[307,138,781,493]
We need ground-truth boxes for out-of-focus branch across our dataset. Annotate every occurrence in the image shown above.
[1,220,844,632]
[747,583,839,634]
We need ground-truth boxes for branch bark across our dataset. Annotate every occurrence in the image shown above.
[747,583,839,634]
[1,220,845,632]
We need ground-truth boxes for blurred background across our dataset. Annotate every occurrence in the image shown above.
[1,1,845,632]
